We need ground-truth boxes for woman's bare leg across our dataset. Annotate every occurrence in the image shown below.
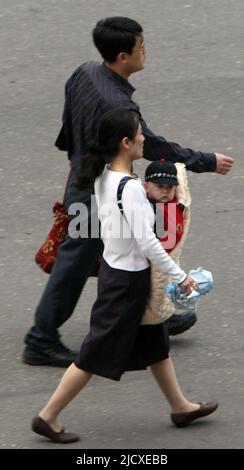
[150,357,200,413]
[38,363,92,431]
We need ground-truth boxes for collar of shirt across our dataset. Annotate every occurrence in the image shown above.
[101,62,136,98]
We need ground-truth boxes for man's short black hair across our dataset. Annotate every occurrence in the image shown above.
[93,17,143,63]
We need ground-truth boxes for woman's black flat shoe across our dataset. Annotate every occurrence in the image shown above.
[32,415,79,443]
[171,401,218,427]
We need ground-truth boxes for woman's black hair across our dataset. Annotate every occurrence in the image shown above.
[93,17,143,63]
[77,108,140,190]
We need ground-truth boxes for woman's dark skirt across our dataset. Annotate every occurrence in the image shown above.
[75,259,170,381]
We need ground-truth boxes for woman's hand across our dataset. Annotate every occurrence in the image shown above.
[179,276,198,296]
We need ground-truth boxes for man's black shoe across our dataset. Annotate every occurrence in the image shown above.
[167,311,197,336]
[23,342,78,367]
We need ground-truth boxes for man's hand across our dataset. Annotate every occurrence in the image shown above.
[215,153,234,175]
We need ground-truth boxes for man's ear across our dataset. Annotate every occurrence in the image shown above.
[118,51,129,64]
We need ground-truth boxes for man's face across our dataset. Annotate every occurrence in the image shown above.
[125,35,147,74]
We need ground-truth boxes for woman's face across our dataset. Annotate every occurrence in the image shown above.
[129,124,145,161]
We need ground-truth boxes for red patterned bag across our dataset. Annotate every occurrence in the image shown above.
[35,201,69,274]
[35,201,100,276]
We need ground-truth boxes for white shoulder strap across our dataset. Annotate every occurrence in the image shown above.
[175,163,191,207]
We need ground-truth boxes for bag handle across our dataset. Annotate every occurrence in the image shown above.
[117,176,134,215]
[61,167,72,205]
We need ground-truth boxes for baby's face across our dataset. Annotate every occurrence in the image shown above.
[144,182,176,203]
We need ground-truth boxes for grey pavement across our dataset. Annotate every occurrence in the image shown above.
[0,0,244,450]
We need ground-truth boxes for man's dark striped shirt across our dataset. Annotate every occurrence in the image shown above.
[55,61,215,173]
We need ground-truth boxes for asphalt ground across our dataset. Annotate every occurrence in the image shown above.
[0,0,244,451]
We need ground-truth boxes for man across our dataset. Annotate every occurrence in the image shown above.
[23,17,233,367]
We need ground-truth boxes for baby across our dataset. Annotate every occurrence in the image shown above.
[142,159,197,334]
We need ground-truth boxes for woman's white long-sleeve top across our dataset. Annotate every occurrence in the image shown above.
[95,168,186,284]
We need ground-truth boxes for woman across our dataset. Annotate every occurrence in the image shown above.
[32,109,218,443]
